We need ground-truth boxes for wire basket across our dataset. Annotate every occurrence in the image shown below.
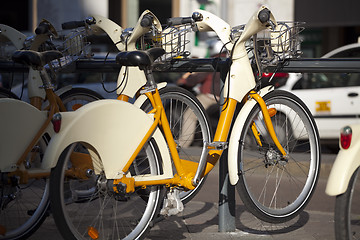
[136,24,191,61]
[255,21,304,66]
[160,25,191,60]
[47,28,90,71]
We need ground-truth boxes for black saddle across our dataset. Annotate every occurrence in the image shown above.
[116,47,165,70]
[12,50,63,69]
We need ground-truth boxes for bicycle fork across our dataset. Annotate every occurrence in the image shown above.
[192,91,287,186]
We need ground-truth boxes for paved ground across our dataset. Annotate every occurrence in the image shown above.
[29,153,337,240]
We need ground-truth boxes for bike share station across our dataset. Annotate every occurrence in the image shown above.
[2,56,360,232]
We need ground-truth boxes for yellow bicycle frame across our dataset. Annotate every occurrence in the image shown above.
[115,88,286,193]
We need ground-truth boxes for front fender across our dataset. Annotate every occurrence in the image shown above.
[42,99,173,179]
[228,86,273,185]
[326,124,360,196]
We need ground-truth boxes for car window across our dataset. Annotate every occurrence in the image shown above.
[292,73,360,90]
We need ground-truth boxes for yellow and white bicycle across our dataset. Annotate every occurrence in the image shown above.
[0,21,103,240]
[44,6,320,239]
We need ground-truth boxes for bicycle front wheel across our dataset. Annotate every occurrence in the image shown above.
[236,90,321,223]
[141,86,212,204]
[335,167,360,240]
[50,139,163,240]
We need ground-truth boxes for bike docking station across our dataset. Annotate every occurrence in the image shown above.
[2,56,360,233]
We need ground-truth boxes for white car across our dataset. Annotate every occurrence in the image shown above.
[279,43,360,148]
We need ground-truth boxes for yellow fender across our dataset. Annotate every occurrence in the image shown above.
[227,86,273,185]
[42,99,173,180]
[326,124,360,196]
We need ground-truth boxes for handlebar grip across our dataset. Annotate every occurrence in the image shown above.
[258,8,271,23]
[62,21,86,30]
[140,15,153,27]
[167,17,193,26]
[35,23,50,35]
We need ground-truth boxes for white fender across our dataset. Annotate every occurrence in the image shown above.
[228,86,273,185]
[194,9,233,51]
[90,15,123,51]
[0,99,52,171]
[0,24,26,50]
[326,124,360,196]
[41,99,173,180]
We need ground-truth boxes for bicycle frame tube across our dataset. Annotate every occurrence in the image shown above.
[15,88,60,168]
[121,89,163,173]
[126,97,238,191]
[250,91,287,156]
[202,98,237,176]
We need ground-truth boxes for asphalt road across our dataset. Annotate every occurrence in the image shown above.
[29,152,338,240]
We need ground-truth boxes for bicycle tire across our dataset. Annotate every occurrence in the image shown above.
[236,90,321,223]
[0,87,19,99]
[50,139,164,240]
[0,88,102,240]
[335,167,360,240]
[141,86,212,204]
[0,87,49,240]
[58,87,103,111]
[0,135,50,240]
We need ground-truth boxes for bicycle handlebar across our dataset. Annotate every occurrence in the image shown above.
[62,21,86,30]
[258,8,271,24]
[166,17,193,26]
[61,17,96,30]
[166,12,203,27]
[140,14,154,27]
[35,22,51,35]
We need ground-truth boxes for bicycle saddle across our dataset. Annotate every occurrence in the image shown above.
[116,47,165,70]
[12,50,63,69]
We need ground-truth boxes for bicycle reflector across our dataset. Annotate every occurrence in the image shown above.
[51,113,62,133]
[340,126,352,149]
[87,226,99,239]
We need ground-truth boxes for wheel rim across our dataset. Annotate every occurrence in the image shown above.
[0,139,49,239]
[56,142,161,240]
[239,95,320,218]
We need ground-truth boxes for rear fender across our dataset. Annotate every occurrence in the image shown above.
[227,86,273,185]
[42,99,173,180]
[326,124,360,196]
[0,99,52,171]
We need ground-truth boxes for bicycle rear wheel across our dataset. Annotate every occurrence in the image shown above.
[50,139,163,240]
[141,86,212,204]
[0,137,49,240]
[236,90,321,223]
[0,88,102,240]
[0,87,19,99]
[0,88,49,239]
[335,167,360,240]
[59,87,103,110]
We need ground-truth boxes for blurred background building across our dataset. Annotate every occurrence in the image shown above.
[1,0,360,57]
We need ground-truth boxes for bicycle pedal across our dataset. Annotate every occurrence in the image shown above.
[160,189,184,217]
